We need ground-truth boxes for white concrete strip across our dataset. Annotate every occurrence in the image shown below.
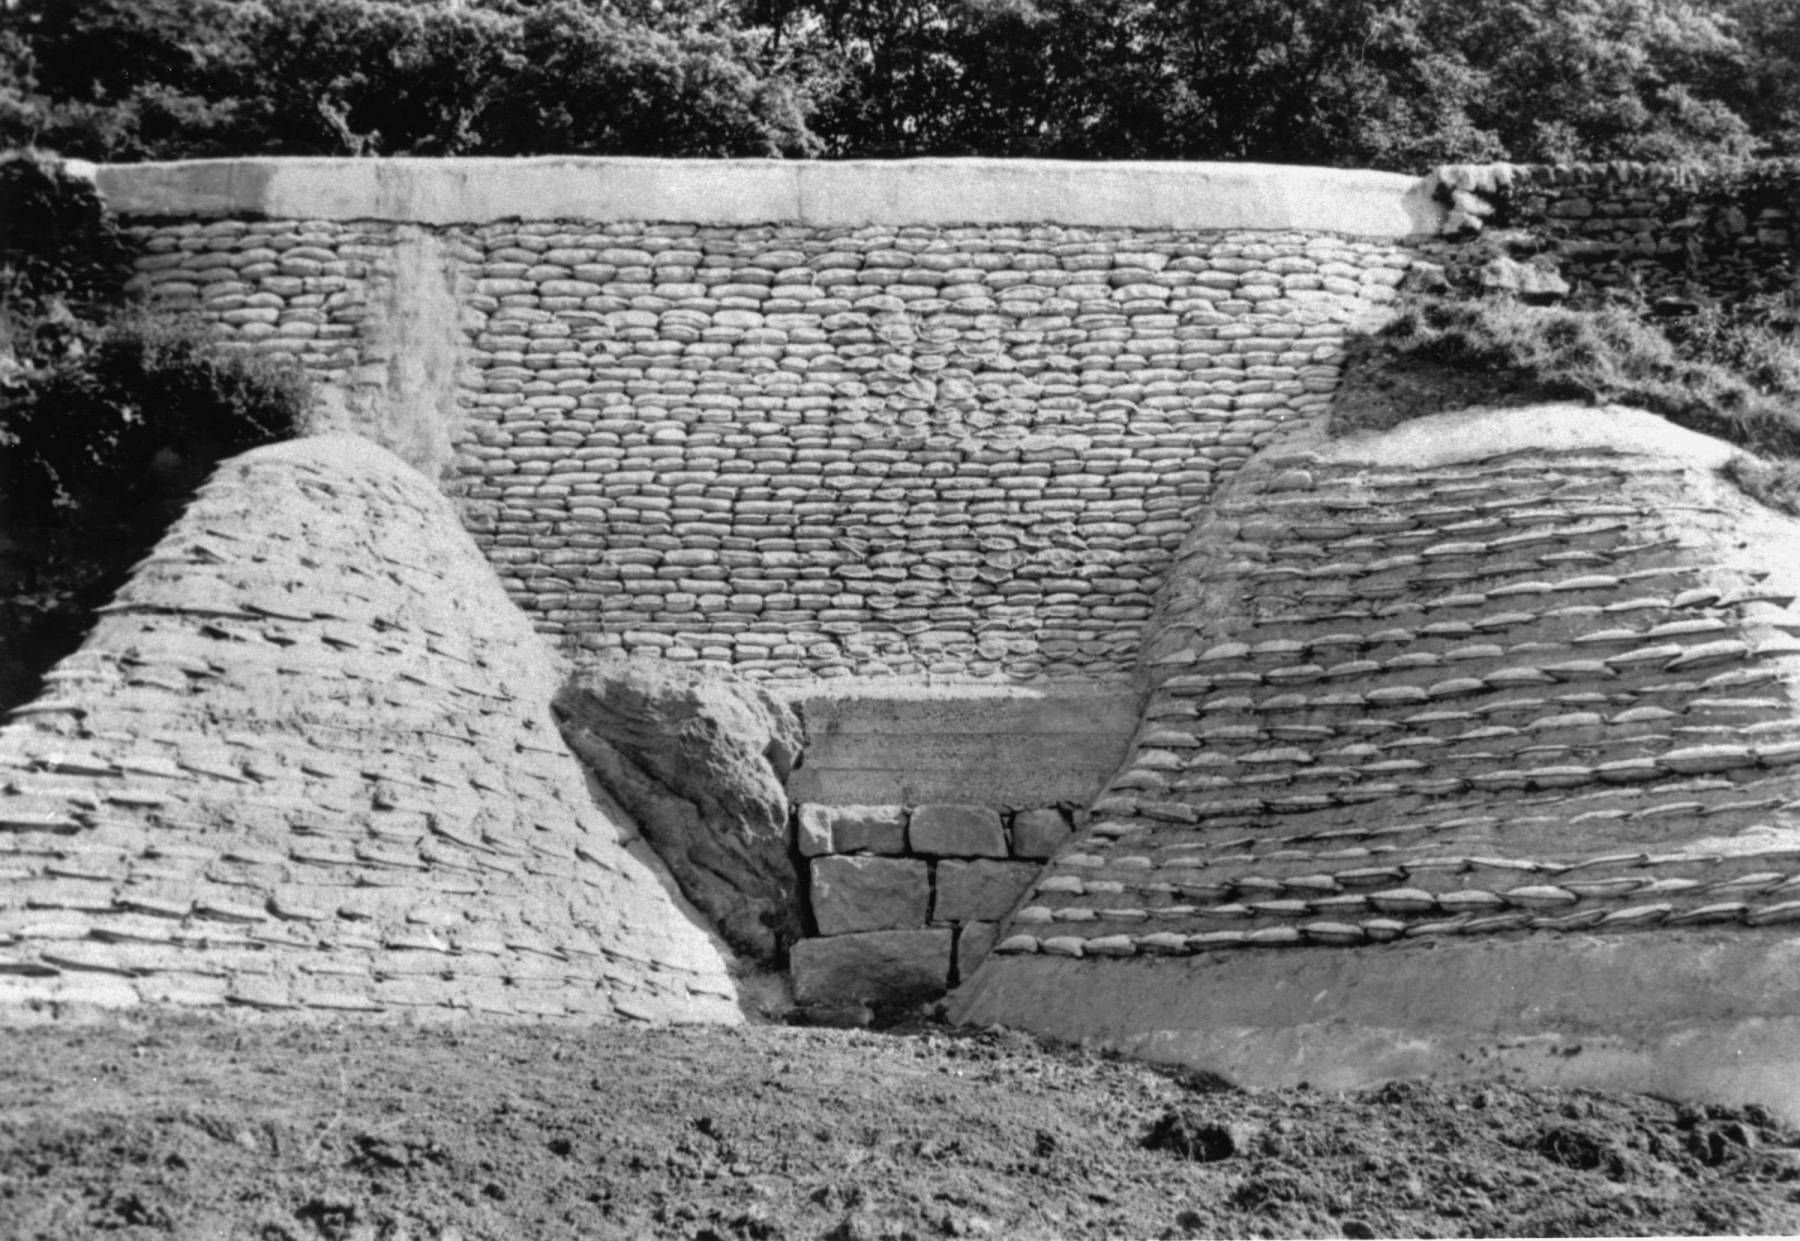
[94,157,1441,236]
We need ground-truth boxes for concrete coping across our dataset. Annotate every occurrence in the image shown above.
[91,157,1443,237]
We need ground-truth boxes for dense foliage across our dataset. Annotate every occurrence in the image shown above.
[0,154,309,523]
[3,313,311,516]
[1,0,1798,166]
[0,152,311,708]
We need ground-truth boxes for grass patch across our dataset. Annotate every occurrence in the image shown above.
[1333,295,1800,513]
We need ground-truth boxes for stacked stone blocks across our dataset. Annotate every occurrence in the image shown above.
[1432,159,1800,303]
[791,801,1073,1005]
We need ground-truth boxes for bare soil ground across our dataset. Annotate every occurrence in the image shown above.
[3,1013,1799,1240]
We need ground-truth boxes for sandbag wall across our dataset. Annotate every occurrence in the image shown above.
[450,222,1411,683]
[124,218,391,369]
[99,159,1429,685]
[0,435,742,1023]
[953,406,1800,1118]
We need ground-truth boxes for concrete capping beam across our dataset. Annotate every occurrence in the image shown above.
[93,157,1443,237]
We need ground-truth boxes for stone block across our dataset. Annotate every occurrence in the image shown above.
[797,803,908,856]
[956,921,999,982]
[790,928,953,1007]
[1010,807,1072,859]
[933,859,1040,922]
[796,805,833,858]
[909,803,1006,857]
[810,855,930,935]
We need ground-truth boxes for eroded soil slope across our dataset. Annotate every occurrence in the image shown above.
[2,1015,1798,1240]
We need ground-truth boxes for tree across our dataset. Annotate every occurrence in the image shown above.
[1716,0,1800,154]
[785,0,1758,166]
[233,0,519,155]
[1430,0,1753,163]
[0,0,247,159]
[484,1,817,156]
[0,0,1780,165]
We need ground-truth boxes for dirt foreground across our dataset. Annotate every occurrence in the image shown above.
[3,1014,1799,1240]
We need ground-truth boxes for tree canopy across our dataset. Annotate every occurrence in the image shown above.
[0,0,1795,166]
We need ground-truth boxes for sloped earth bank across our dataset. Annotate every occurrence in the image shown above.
[3,1016,1799,1240]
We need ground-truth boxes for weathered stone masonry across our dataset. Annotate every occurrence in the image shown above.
[791,800,1074,1005]
[1433,158,1800,302]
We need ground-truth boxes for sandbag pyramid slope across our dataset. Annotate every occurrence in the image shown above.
[0,435,740,1023]
[954,405,1800,1117]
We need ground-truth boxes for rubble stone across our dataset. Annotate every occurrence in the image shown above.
[554,657,805,964]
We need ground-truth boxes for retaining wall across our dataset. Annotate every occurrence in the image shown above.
[70,157,1446,1018]
[98,158,1432,685]
[0,435,742,1023]
[791,799,1076,1007]
[1432,158,1800,303]
[35,157,1800,1043]
[954,405,1800,1119]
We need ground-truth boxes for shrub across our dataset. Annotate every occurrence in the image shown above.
[0,150,133,363]
[1720,452,1800,516]
[0,312,311,527]
[234,0,519,155]
[0,147,311,711]
[1335,294,1800,458]
[485,2,818,157]
[1663,293,1800,397]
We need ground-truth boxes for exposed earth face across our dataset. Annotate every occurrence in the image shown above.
[3,1012,1799,1241]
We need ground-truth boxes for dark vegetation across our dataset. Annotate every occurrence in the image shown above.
[0,152,309,711]
[1333,290,1800,514]
[4,0,1800,165]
